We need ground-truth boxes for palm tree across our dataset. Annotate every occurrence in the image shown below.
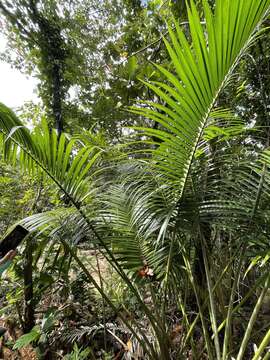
[1,0,270,358]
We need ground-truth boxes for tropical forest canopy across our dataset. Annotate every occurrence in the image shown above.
[0,0,270,359]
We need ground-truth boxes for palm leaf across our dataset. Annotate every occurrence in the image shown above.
[0,103,103,203]
[133,0,270,204]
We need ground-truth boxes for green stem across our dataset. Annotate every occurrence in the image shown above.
[161,233,175,324]
[222,249,245,360]
[183,253,214,360]
[201,236,221,360]
[183,239,244,347]
[252,328,270,360]
[215,269,269,339]
[236,276,270,360]
[262,350,270,360]
[176,293,198,358]
[94,249,107,352]
[148,283,170,358]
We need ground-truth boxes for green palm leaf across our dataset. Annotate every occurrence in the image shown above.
[99,181,183,281]
[133,0,270,203]
[0,103,103,203]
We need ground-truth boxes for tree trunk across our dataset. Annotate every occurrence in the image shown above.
[23,237,35,333]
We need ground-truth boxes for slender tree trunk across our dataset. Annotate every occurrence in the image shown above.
[23,237,35,333]
[23,183,42,333]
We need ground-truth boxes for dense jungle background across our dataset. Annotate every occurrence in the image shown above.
[0,0,270,359]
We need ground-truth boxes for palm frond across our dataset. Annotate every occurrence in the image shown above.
[98,179,182,279]
[132,0,270,204]
[0,103,103,203]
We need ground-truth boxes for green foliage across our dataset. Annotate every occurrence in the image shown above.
[13,326,40,350]
[0,103,104,203]
[0,0,270,359]
[64,343,91,360]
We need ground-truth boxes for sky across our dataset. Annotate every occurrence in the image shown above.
[0,34,38,109]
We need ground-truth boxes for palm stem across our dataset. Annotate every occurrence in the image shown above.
[183,253,214,360]
[236,275,270,360]
[251,327,270,360]
[222,249,245,360]
[201,235,221,360]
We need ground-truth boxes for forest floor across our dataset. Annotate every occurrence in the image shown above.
[0,319,37,360]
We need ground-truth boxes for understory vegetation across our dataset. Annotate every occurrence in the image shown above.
[0,0,270,359]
